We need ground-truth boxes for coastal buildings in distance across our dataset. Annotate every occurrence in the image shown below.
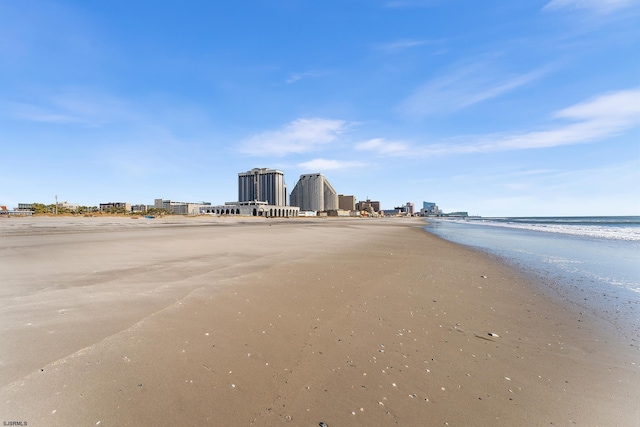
[6,166,468,218]
[203,168,298,217]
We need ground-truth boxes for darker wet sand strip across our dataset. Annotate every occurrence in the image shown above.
[1,217,638,426]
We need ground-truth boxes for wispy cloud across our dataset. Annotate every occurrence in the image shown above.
[543,0,635,13]
[4,88,132,126]
[240,118,351,157]
[398,62,552,117]
[298,158,366,171]
[384,0,439,8]
[373,38,441,53]
[96,132,184,177]
[285,70,325,84]
[367,88,640,157]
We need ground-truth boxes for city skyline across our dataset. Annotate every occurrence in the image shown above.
[1,1,638,216]
[8,167,396,213]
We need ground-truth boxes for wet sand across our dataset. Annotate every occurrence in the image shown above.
[1,216,638,426]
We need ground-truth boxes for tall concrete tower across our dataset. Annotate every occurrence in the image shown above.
[238,168,287,206]
[290,173,338,212]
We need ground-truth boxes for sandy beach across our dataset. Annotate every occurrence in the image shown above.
[1,216,638,426]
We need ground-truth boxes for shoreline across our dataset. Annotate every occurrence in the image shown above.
[422,218,640,343]
[1,217,638,425]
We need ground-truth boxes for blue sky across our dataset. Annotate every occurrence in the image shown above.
[1,0,638,216]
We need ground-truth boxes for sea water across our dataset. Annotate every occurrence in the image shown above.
[423,216,640,337]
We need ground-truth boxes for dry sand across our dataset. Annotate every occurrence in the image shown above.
[1,216,638,426]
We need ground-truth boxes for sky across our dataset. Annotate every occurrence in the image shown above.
[1,0,639,216]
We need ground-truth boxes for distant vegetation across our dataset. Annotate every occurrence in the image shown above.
[28,203,173,216]
[30,203,98,215]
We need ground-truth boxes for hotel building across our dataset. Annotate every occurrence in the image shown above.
[290,173,338,212]
[201,168,298,217]
[238,168,286,206]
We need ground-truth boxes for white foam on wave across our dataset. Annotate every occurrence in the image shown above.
[459,219,640,241]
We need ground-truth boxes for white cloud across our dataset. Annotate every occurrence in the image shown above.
[298,158,366,171]
[240,118,351,157]
[356,138,412,156]
[543,0,635,13]
[472,88,640,152]
[398,62,551,117]
[370,88,640,156]
[554,88,639,122]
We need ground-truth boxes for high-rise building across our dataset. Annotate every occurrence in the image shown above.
[290,173,338,212]
[238,168,287,206]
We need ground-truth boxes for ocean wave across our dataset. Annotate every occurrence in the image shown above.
[457,219,640,241]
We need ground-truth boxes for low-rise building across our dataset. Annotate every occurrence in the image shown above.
[356,199,380,214]
[338,194,356,211]
[154,199,211,215]
[99,202,131,212]
[57,201,79,212]
[421,201,441,216]
[1,205,33,216]
[201,201,299,217]
[392,202,415,216]
[327,209,350,217]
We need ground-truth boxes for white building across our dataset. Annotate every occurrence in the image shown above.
[290,173,338,212]
[201,201,299,217]
[154,199,210,215]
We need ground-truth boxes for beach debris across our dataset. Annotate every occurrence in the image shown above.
[319,422,328,427]
[488,332,499,337]
[481,275,487,279]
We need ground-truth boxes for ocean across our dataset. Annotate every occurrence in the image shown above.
[422,216,640,339]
